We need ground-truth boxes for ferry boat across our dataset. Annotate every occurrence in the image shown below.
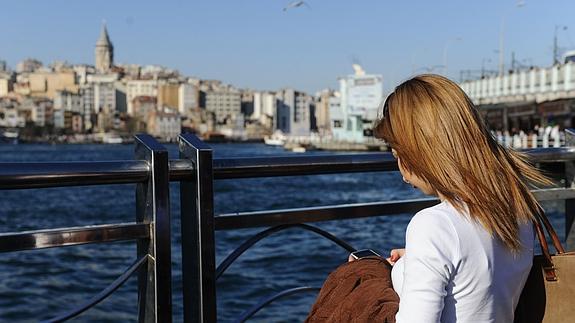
[264,131,286,146]
[102,133,123,144]
[0,128,19,144]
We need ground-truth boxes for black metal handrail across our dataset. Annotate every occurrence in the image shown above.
[3,130,575,322]
[0,134,172,323]
[1,147,574,190]
[216,224,356,280]
[233,286,322,323]
[44,255,148,323]
[0,222,150,253]
[177,130,575,323]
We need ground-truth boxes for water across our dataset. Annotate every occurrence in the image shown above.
[0,144,566,322]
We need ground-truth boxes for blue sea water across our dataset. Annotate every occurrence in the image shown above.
[0,143,566,322]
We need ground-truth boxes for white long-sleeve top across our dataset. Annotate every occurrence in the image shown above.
[391,200,534,323]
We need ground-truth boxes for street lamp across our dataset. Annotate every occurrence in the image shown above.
[481,58,492,77]
[554,25,568,65]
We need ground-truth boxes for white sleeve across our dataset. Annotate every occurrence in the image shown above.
[395,209,460,323]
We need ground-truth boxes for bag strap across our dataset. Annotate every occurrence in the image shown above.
[533,205,565,281]
[536,205,565,254]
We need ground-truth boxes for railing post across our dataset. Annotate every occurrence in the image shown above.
[564,128,575,250]
[178,133,217,323]
[135,134,172,323]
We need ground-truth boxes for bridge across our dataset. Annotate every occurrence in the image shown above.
[460,62,575,131]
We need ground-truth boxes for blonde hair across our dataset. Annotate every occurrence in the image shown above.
[374,74,551,252]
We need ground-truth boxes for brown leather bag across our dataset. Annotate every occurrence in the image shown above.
[514,208,575,323]
[306,256,399,323]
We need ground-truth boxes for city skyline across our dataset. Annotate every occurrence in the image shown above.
[2,0,575,93]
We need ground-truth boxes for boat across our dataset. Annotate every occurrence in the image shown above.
[264,131,286,146]
[291,146,306,153]
[102,133,123,144]
[0,128,19,144]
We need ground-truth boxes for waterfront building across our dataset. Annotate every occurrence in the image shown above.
[204,85,241,124]
[178,82,199,116]
[95,23,114,74]
[28,71,78,99]
[87,74,118,114]
[53,110,82,132]
[117,64,142,80]
[0,76,12,97]
[158,82,180,111]
[315,89,335,135]
[141,65,178,80]
[146,107,181,142]
[241,90,254,117]
[54,90,83,114]
[16,58,42,73]
[133,96,158,120]
[126,80,159,115]
[24,98,52,127]
[72,65,95,85]
[0,102,25,128]
[115,82,127,114]
[275,88,312,136]
[82,74,119,131]
[252,91,276,130]
[331,65,383,143]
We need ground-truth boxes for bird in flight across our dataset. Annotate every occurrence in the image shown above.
[283,1,311,12]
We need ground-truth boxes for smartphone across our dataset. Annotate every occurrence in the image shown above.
[350,249,381,260]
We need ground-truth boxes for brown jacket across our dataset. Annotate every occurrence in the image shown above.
[306,257,399,323]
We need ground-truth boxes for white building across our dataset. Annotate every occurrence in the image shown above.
[127,80,158,115]
[331,65,383,143]
[54,90,83,114]
[253,91,276,128]
[147,108,181,142]
[83,74,119,130]
[0,107,25,128]
[460,62,575,105]
[276,88,312,136]
[205,86,241,124]
[178,83,198,116]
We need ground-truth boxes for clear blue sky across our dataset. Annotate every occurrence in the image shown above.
[2,0,574,93]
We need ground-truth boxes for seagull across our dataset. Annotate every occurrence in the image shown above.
[517,0,525,7]
[283,1,311,12]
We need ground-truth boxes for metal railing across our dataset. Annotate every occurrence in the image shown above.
[180,130,575,322]
[0,134,173,323]
[2,130,575,322]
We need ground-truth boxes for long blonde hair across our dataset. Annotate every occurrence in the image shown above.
[374,74,551,252]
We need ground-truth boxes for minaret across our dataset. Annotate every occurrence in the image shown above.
[95,22,114,73]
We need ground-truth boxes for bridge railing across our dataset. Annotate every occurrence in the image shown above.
[2,130,575,322]
[0,134,173,323]
[178,129,575,322]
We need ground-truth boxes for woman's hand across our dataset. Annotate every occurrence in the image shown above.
[387,248,405,265]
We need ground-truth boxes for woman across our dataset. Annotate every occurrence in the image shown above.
[373,74,550,322]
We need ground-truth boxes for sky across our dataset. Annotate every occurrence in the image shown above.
[2,0,575,94]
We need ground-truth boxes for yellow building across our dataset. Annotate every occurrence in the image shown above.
[29,71,78,99]
[158,83,180,109]
[0,78,11,97]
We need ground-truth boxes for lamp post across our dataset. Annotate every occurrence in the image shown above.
[554,25,568,65]
[481,58,492,77]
